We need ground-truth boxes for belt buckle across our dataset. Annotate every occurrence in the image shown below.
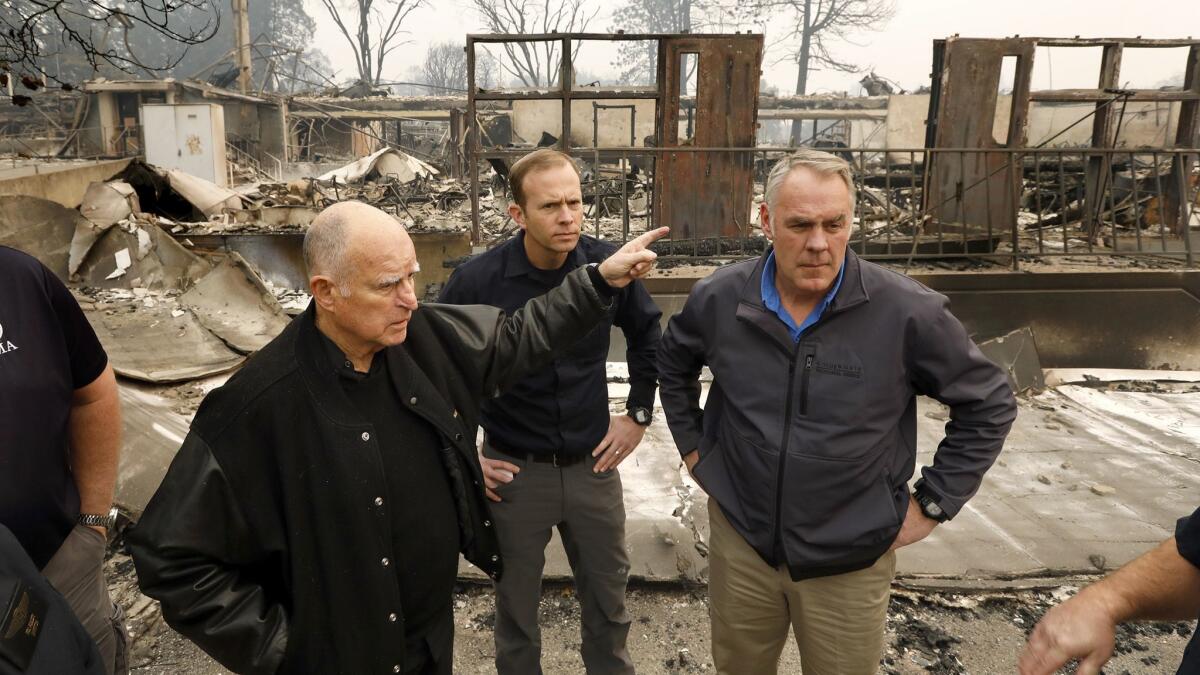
[552,453,560,468]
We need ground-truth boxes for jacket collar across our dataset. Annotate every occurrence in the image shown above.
[294,303,465,443]
[504,231,587,279]
[735,247,870,354]
[295,303,368,427]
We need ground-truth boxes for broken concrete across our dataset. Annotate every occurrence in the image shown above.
[72,220,210,290]
[114,382,196,517]
[179,254,291,353]
[0,195,87,277]
[978,327,1046,393]
[80,181,140,229]
[85,292,244,382]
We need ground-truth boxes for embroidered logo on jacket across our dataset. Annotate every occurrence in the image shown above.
[813,360,862,379]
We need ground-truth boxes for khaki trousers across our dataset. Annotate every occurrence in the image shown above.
[708,501,895,675]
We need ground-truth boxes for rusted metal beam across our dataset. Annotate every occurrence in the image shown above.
[561,37,572,152]
[1031,89,1200,102]
[1033,37,1200,48]
[1084,44,1122,237]
[1167,44,1200,242]
[474,90,659,101]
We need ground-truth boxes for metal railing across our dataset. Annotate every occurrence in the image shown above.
[469,145,1199,269]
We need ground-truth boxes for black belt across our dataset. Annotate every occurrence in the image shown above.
[489,444,588,468]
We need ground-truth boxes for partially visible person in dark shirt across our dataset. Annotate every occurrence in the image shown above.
[0,523,104,675]
[0,246,126,674]
[1021,505,1200,675]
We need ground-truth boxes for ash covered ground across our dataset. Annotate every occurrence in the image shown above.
[107,545,1193,674]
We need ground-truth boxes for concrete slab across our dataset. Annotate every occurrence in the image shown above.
[180,254,290,354]
[464,376,1200,587]
[114,384,192,518]
[1045,368,1200,386]
[978,326,1046,393]
[0,158,132,208]
[115,375,229,518]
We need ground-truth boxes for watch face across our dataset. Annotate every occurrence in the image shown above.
[632,409,651,425]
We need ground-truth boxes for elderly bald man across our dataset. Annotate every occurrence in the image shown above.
[129,201,667,675]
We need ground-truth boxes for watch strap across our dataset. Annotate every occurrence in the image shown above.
[77,511,116,529]
[627,406,652,426]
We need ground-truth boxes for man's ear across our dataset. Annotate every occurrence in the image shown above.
[759,203,773,241]
[509,202,527,230]
[310,275,340,311]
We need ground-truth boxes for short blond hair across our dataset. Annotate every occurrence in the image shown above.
[764,149,856,213]
[509,149,581,207]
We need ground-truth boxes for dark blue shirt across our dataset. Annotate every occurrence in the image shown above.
[760,249,845,343]
[0,247,108,569]
[1174,508,1200,674]
[438,233,662,458]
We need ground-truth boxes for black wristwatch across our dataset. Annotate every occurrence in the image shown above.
[913,480,949,523]
[627,406,652,426]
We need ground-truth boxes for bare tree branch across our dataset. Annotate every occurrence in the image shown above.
[314,0,424,86]
[468,0,598,88]
[1,0,220,86]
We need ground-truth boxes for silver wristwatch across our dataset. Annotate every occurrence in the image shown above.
[77,508,117,529]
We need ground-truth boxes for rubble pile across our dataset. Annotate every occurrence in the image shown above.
[846,154,1199,264]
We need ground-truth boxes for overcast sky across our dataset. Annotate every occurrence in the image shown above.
[305,0,1197,93]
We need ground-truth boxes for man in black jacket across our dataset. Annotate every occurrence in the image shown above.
[128,201,666,675]
[658,149,1017,674]
[439,149,661,674]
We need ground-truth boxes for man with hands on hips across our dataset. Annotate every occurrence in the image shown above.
[439,149,662,675]
[658,149,1017,674]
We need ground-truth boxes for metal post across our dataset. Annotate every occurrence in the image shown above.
[1008,153,1019,270]
[1178,154,1195,267]
[561,38,573,151]
[467,39,480,246]
[621,153,630,244]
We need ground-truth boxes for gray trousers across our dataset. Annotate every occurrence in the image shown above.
[41,524,128,675]
[485,444,634,675]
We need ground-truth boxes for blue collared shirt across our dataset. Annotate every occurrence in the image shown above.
[760,250,845,343]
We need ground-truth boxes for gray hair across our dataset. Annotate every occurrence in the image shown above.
[764,148,856,214]
[304,204,353,295]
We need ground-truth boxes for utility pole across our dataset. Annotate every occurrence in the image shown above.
[232,0,253,94]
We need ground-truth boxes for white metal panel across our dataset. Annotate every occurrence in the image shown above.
[139,104,227,185]
[141,104,177,169]
[173,106,217,183]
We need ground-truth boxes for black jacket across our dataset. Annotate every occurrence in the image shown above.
[128,266,611,675]
[439,233,662,456]
[659,250,1017,580]
[0,525,103,675]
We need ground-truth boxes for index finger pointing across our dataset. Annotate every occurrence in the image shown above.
[628,226,670,249]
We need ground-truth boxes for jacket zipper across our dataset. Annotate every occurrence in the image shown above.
[799,353,814,415]
[772,343,811,564]
[771,347,802,567]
